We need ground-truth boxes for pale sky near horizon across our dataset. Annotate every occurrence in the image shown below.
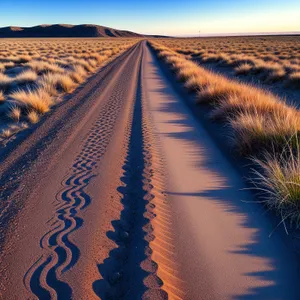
[0,0,299,36]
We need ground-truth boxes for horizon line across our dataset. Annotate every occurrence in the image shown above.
[0,23,299,38]
[172,31,300,38]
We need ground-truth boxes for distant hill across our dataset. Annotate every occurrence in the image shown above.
[0,24,143,38]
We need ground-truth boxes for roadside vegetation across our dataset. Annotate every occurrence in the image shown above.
[150,41,300,227]
[154,36,300,88]
[0,38,138,141]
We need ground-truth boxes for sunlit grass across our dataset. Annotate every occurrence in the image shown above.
[0,38,138,139]
[252,138,300,227]
[10,89,53,114]
[27,110,40,124]
[8,106,21,122]
[151,40,300,226]
[154,36,300,88]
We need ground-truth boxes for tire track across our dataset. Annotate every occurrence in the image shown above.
[92,43,169,300]
[141,47,186,300]
[0,43,139,231]
[23,43,143,300]
[0,45,140,295]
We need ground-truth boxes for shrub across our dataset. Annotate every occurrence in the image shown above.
[10,88,53,114]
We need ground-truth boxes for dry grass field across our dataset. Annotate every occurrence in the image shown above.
[0,38,138,140]
[1,37,300,298]
[150,40,300,225]
[154,36,300,87]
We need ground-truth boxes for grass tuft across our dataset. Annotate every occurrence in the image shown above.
[252,139,300,226]
[0,73,13,90]
[15,70,38,84]
[27,111,40,123]
[230,109,300,153]
[235,63,253,75]
[1,128,12,138]
[10,89,53,114]
[40,73,76,93]
[8,105,21,122]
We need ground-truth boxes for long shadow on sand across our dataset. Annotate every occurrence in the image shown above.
[145,56,300,300]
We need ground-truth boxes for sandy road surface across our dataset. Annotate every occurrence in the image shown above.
[0,41,299,300]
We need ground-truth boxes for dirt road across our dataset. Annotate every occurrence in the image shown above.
[0,41,299,300]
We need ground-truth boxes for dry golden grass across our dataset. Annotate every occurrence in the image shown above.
[27,111,39,123]
[0,38,138,137]
[151,40,300,223]
[10,89,53,114]
[75,59,96,72]
[8,106,21,122]
[210,89,286,119]
[26,61,65,74]
[235,63,252,75]
[267,68,286,82]
[69,65,87,84]
[197,79,243,105]
[15,70,38,84]
[40,73,76,93]
[153,36,300,88]
[231,108,300,153]
[0,73,13,90]
[252,140,300,226]
[1,128,12,138]
[151,41,300,152]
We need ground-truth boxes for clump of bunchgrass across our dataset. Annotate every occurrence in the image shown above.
[0,73,13,90]
[10,88,53,114]
[235,63,253,75]
[27,110,40,123]
[230,109,300,153]
[252,137,300,227]
[8,105,21,122]
[69,65,87,84]
[15,70,38,84]
[1,128,12,138]
[40,73,76,93]
[26,60,65,74]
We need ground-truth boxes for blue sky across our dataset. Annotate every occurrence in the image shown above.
[0,0,299,35]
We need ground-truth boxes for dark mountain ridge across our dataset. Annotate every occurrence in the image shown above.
[0,24,143,38]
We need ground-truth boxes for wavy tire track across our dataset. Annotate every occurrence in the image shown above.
[93,43,171,300]
[23,44,141,299]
